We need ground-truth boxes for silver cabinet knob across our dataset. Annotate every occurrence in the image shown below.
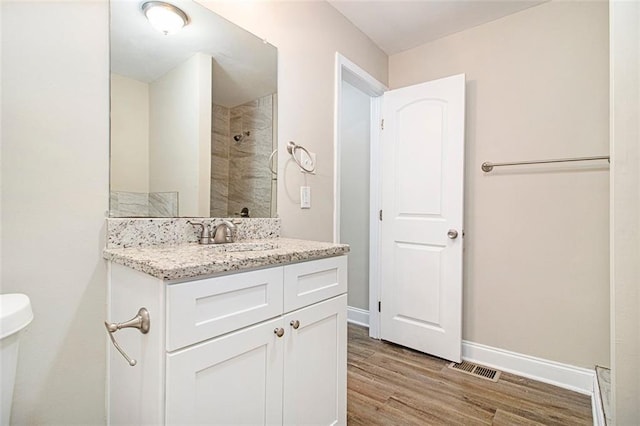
[290,320,300,330]
[447,229,459,239]
[274,328,285,338]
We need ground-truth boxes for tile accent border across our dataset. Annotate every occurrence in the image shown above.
[106,217,280,248]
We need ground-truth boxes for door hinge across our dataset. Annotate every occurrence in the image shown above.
[378,301,381,312]
[379,210,383,221]
[381,119,384,130]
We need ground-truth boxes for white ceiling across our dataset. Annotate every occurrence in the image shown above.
[327,0,547,55]
[110,0,277,107]
[111,0,547,105]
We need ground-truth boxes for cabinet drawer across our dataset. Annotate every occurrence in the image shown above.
[283,256,347,312]
[166,267,283,351]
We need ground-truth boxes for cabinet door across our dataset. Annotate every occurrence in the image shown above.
[166,317,284,425]
[283,294,347,426]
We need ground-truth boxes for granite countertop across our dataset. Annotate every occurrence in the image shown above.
[103,238,350,281]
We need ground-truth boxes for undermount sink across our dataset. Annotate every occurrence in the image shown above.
[204,241,278,252]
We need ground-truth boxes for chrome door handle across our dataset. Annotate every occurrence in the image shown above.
[290,320,300,330]
[447,229,459,239]
[274,328,285,338]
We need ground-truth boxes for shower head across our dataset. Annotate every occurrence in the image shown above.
[233,131,251,143]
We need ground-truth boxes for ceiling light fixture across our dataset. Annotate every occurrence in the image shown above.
[142,1,189,36]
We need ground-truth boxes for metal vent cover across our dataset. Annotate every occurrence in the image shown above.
[447,361,501,382]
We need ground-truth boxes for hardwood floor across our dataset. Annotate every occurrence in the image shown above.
[347,324,592,425]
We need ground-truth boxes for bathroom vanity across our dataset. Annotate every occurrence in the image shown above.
[104,236,348,425]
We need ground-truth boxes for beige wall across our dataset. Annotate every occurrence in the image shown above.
[1,0,619,424]
[610,0,640,422]
[0,2,385,423]
[110,74,149,192]
[1,1,109,424]
[390,1,610,368]
[200,0,388,241]
[149,53,212,217]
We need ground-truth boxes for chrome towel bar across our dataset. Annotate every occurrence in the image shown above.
[105,307,150,367]
[481,155,610,172]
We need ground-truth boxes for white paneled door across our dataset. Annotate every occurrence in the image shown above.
[380,74,465,362]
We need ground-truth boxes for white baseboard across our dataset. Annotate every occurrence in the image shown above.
[462,340,595,395]
[347,313,595,397]
[347,306,369,327]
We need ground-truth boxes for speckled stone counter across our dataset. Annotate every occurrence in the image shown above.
[107,217,280,249]
[103,238,349,281]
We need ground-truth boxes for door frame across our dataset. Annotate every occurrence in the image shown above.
[333,53,387,339]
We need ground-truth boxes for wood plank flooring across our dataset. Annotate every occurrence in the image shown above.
[347,324,592,425]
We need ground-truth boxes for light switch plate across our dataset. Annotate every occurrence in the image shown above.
[300,186,311,209]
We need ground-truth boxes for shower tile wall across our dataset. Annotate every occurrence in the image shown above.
[211,94,274,218]
[149,192,179,217]
[110,191,178,217]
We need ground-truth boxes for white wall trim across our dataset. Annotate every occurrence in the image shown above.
[333,52,387,340]
[347,306,370,328]
[592,373,606,426]
[333,54,344,245]
[462,340,595,395]
[336,54,388,98]
[333,52,387,243]
[367,95,383,340]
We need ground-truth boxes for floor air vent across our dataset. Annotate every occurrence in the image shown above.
[447,361,501,382]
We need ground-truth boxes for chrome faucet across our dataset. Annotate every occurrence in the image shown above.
[212,220,237,244]
[187,220,212,244]
[188,220,237,244]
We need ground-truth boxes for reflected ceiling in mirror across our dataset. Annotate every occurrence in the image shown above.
[109,0,278,218]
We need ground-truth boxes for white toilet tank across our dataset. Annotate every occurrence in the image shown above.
[0,294,33,425]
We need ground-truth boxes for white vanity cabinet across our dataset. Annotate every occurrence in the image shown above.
[107,255,347,426]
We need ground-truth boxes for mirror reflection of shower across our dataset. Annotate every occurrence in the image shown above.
[233,131,250,143]
[210,93,277,218]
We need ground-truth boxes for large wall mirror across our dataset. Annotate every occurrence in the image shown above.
[109,0,277,218]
